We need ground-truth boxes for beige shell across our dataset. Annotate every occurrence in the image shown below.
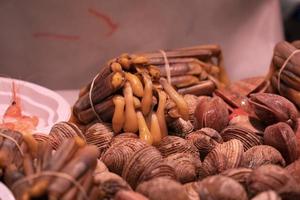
[247,164,297,196]
[202,139,244,175]
[242,145,286,169]
[136,177,188,200]
[165,152,201,183]
[49,121,85,149]
[221,125,263,151]
[157,136,199,158]
[102,138,147,175]
[196,175,248,200]
[186,128,223,160]
[94,171,131,200]
[122,146,163,189]
[251,191,281,200]
[264,122,298,164]
[85,123,114,155]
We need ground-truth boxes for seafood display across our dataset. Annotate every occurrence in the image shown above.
[1,40,300,200]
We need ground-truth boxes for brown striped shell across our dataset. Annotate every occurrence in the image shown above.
[110,132,138,146]
[186,128,223,160]
[196,175,248,200]
[157,136,199,158]
[247,165,298,196]
[85,123,114,155]
[264,122,298,164]
[202,139,244,175]
[94,171,131,199]
[286,159,300,184]
[165,152,201,183]
[32,133,50,144]
[221,125,263,151]
[136,177,188,200]
[251,190,281,200]
[183,182,201,200]
[102,138,147,175]
[49,121,85,149]
[122,146,163,189]
[242,145,286,169]
[169,118,194,138]
[220,167,253,187]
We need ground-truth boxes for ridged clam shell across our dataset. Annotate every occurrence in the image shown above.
[49,121,85,149]
[110,132,138,146]
[169,118,194,137]
[85,122,114,155]
[186,128,223,160]
[247,164,297,196]
[32,133,50,144]
[285,159,300,184]
[249,93,298,127]
[165,152,201,183]
[221,125,263,151]
[193,96,229,132]
[184,94,201,122]
[94,160,109,175]
[242,145,286,169]
[251,190,281,200]
[183,182,201,200]
[196,175,248,200]
[94,171,131,199]
[122,146,163,189]
[202,139,244,175]
[220,167,252,187]
[102,138,147,175]
[264,122,298,164]
[136,177,188,200]
[157,136,199,158]
[114,190,149,200]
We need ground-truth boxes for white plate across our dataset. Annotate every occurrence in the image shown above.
[0,182,15,200]
[0,77,71,133]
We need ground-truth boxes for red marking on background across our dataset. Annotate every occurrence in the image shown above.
[33,32,80,41]
[88,8,118,36]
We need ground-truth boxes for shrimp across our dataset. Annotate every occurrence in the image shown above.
[0,82,38,134]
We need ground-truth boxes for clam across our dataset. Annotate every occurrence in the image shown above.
[183,94,201,122]
[194,96,229,132]
[165,152,201,183]
[110,132,138,146]
[94,171,131,200]
[285,159,300,184]
[122,146,163,189]
[94,160,109,175]
[221,125,263,151]
[85,123,114,155]
[220,167,253,187]
[247,164,297,196]
[169,118,194,138]
[114,190,149,200]
[185,128,223,160]
[249,93,298,127]
[183,182,201,200]
[264,122,298,164]
[49,121,85,149]
[32,133,50,144]
[202,139,244,175]
[251,190,281,200]
[196,175,248,200]
[242,145,286,169]
[136,177,188,200]
[157,136,199,158]
[102,138,148,175]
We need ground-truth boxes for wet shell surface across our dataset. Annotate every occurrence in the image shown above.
[220,167,253,187]
[85,122,114,155]
[202,139,244,175]
[157,136,199,158]
[165,152,201,183]
[136,177,188,200]
[242,145,286,169]
[49,121,85,149]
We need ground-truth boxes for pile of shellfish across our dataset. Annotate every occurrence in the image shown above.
[1,40,300,200]
[72,44,228,145]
